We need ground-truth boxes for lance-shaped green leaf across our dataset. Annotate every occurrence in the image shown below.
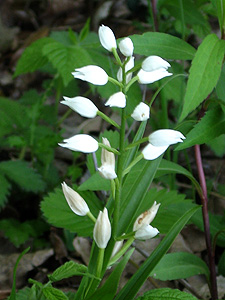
[150,252,209,281]
[179,34,225,121]
[177,106,225,150]
[42,287,68,300]
[130,32,196,60]
[118,157,162,235]
[115,206,200,300]
[86,249,134,300]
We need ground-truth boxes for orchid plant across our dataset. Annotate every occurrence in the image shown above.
[39,25,198,300]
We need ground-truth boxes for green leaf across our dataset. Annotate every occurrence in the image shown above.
[42,42,93,86]
[14,38,53,77]
[0,160,46,193]
[78,172,110,191]
[179,34,225,121]
[86,249,134,300]
[216,63,225,103]
[49,261,88,282]
[42,287,68,300]
[207,134,225,157]
[41,188,102,236]
[118,157,162,235]
[218,249,225,276]
[136,288,198,300]
[150,252,209,281]
[114,206,200,300]
[0,173,11,208]
[177,106,225,150]
[130,32,196,60]
[155,159,202,196]
[8,247,30,300]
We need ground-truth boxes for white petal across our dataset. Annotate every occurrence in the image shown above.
[98,165,117,180]
[119,37,134,57]
[59,134,98,153]
[149,129,186,147]
[105,92,126,108]
[72,65,108,85]
[137,68,172,84]
[98,25,117,52]
[131,102,150,121]
[142,143,169,160]
[142,56,171,72]
[61,96,98,118]
[135,224,159,240]
[117,56,134,83]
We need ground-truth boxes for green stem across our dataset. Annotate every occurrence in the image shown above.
[124,75,139,93]
[125,137,149,150]
[108,237,134,266]
[112,48,123,67]
[108,76,123,88]
[98,143,120,155]
[87,212,96,223]
[97,111,120,129]
[96,248,105,278]
[18,146,27,160]
[122,154,143,177]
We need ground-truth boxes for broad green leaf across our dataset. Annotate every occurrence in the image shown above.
[214,0,225,35]
[118,157,162,235]
[179,34,225,121]
[86,249,134,300]
[41,188,103,236]
[150,252,209,281]
[78,172,110,191]
[0,173,11,208]
[162,0,210,32]
[155,159,202,196]
[136,288,198,300]
[42,287,68,300]
[207,134,225,157]
[8,247,30,300]
[216,63,225,102]
[14,38,53,77]
[114,206,200,300]
[0,160,46,193]
[130,32,196,60]
[42,42,93,86]
[49,261,89,282]
[177,106,225,150]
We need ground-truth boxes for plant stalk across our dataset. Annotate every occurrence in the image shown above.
[194,144,218,300]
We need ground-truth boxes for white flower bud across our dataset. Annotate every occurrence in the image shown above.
[93,208,111,249]
[142,56,171,72]
[142,129,185,160]
[134,224,159,240]
[72,65,108,85]
[59,134,98,153]
[105,92,126,108]
[137,68,172,84]
[131,102,150,121]
[117,56,134,83]
[98,138,117,180]
[133,202,160,240]
[119,37,134,57]
[61,96,98,118]
[98,25,117,52]
[148,129,186,147]
[61,182,90,216]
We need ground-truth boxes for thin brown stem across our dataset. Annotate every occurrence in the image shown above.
[194,144,218,300]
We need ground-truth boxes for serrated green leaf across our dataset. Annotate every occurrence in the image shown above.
[41,188,103,236]
[150,252,209,281]
[136,288,198,300]
[0,160,46,193]
[42,42,93,86]
[115,206,200,300]
[130,32,196,60]
[42,287,68,300]
[14,38,53,77]
[0,173,11,208]
[49,261,88,282]
[177,106,225,150]
[179,34,225,121]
